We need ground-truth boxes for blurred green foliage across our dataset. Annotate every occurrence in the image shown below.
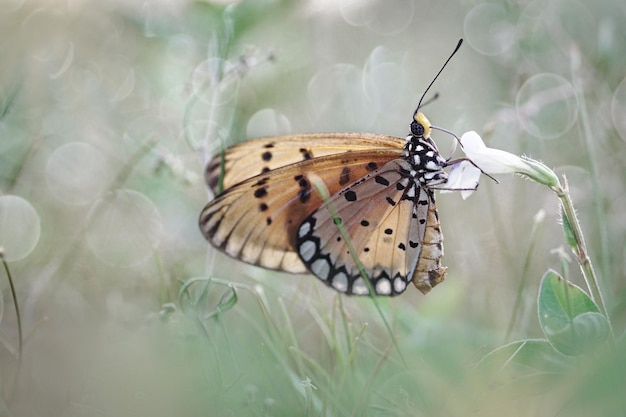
[1,0,626,415]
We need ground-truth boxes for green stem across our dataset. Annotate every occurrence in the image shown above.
[570,46,613,297]
[553,179,609,321]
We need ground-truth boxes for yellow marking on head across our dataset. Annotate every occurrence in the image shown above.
[413,112,432,137]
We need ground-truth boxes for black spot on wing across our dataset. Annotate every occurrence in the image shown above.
[339,167,351,186]
[299,189,311,203]
[345,191,357,201]
[254,187,268,198]
[375,175,390,186]
[297,177,312,204]
[300,148,313,160]
[366,162,377,171]
[262,151,272,161]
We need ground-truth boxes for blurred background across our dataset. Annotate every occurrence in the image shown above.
[1,0,625,415]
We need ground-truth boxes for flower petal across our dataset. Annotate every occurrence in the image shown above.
[459,131,560,188]
[461,131,530,174]
[443,160,481,199]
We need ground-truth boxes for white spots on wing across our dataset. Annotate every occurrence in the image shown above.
[376,278,392,295]
[352,277,369,295]
[332,272,348,292]
[393,277,407,293]
[299,221,311,238]
[299,240,316,262]
[311,258,330,280]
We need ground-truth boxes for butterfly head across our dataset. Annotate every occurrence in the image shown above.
[411,112,432,138]
[404,112,449,186]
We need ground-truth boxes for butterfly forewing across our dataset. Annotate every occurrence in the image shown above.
[200,146,405,273]
[205,133,406,193]
[296,159,436,296]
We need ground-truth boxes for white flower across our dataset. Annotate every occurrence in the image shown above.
[460,131,534,175]
[445,160,481,200]
[443,131,560,198]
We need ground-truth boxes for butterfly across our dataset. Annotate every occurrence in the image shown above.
[200,40,467,297]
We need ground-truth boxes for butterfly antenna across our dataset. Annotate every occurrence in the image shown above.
[414,39,463,116]
[417,92,440,109]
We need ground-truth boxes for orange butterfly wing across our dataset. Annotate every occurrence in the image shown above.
[199,137,405,273]
[205,133,406,193]
[296,159,444,296]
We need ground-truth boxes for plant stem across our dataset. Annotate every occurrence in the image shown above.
[553,179,609,321]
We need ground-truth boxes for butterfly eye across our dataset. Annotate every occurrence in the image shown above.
[410,121,425,137]
[411,112,432,138]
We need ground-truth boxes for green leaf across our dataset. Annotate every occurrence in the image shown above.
[476,339,571,375]
[537,270,610,356]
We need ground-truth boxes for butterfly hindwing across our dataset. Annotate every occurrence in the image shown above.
[199,147,405,273]
[205,133,406,193]
[295,159,439,296]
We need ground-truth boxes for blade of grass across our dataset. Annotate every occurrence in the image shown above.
[1,252,22,401]
[308,173,406,366]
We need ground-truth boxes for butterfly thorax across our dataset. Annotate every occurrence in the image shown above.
[403,113,449,188]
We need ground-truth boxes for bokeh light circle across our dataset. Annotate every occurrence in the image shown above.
[363,47,406,113]
[307,64,376,131]
[464,3,516,56]
[247,109,291,138]
[339,0,377,27]
[0,195,41,261]
[46,142,111,205]
[191,58,240,106]
[515,73,577,139]
[86,189,162,267]
[611,76,626,142]
[517,0,595,73]
[339,0,414,35]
